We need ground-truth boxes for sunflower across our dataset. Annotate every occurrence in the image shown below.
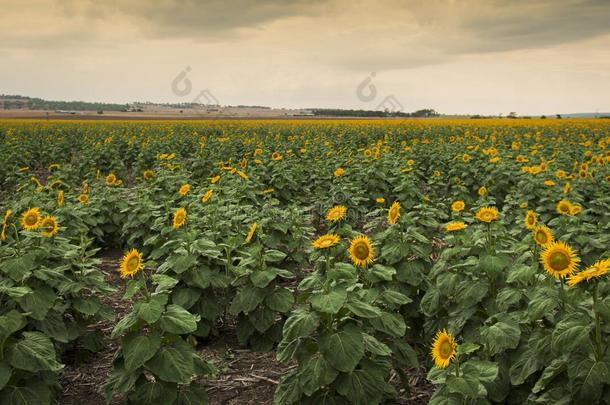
[173,208,187,229]
[349,235,374,267]
[246,223,257,243]
[40,216,59,237]
[201,189,213,203]
[363,149,372,158]
[430,329,457,369]
[556,199,572,215]
[475,207,498,223]
[57,190,64,207]
[445,221,466,232]
[143,170,154,180]
[21,208,41,230]
[376,197,385,204]
[210,175,221,184]
[263,188,275,194]
[78,194,89,204]
[119,248,144,278]
[524,210,538,230]
[334,167,345,177]
[312,234,340,249]
[533,225,554,247]
[271,152,283,161]
[567,259,610,287]
[462,154,470,163]
[178,184,191,196]
[326,205,347,223]
[1,209,12,241]
[388,201,401,225]
[570,204,582,216]
[105,173,117,186]
[519,202,528,209]
[563,182,570,195]
[451,200,465,213]
[237,170,249,180]
[540,241,580,279]
[478,186,487,196]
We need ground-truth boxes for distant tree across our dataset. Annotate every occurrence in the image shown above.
[556,114,562,119]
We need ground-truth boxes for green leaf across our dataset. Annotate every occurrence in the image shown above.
[328,263,358,282]
[421,287,440,316]
[146,339,196,383]
[379,290,412,306]
[250,269,278,288]
[229,286,267,315]
[72,297,102,316]
[309,289,347,314]
[172,254,199,274]
[335,365,387,404]
[395,260,425,286]
[0,362,11,390]
[368,312,406,337]
[176,385,209,405]
[123,277,144,300]
[366,264,396,282]
[152,274,179,292]
[480,320,521,356]
[273,372,301,405]
[111,312,139,339]
[158,305,199,334]
[264,250,287,263]
[446,375,482,397]
[135,294,168,324]
[7,332,63,373]
[552,316,591,353]
[265,287,294,313]
[363,333,392,356]
[533,357,567,393]
[0,310,26,343]
[282,309,319,341]
[0,382,52,405]
[300,355,339,396]
[16,286,55,321]
[346,299,381,318]
[123,332,162,371]
[320,323,364,373]
[128,381,178,405]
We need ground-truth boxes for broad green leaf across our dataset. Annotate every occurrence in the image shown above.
[282,309,319,341]
[135,293,168,324]
[158,305,199,334]
[320,323,364,373]
[346,299,381,318]
[363,333,392,356]
[480,320,521,356]
[124,332,162,371]
[310,289,347,314]
[265,287,294,313]
[146,339,196,384]
[7,332,63,373]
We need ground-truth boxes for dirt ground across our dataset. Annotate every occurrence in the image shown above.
[58,250,432,405]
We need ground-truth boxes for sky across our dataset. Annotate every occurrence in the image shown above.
[1,0,609,115]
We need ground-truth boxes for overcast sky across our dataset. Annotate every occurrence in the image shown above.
[1,0,609,115]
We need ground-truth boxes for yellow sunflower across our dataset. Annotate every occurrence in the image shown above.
[363,149,372,158]
[1,209,12,241]
[567,259,610,287]
[326,205,347,223]
[143,170,154,180]
[540,241,580,279]
[57,190,64,207]
[312,234,340,249]
[478,186,487,197]
[519,202,528,209]
[533,225,554,247]
[451,200,465,213]
[348,235,375,267]
[334,167,345,177]
[105,173,117,186]
[445,222,466,232]
[40,216,59,238]
[524,210,538,230]
[246,222,257,243]
[210,175,221,184]
[388,201,401,225]
[201,189,213,203]
[21,208,41,230]
[375,197,385,204]
[563,182,570,195]
[173,208,187,229]
[475,207,499,223]
[119,248,144,278]
[556,199,572,215]
[271,152,283,161]
[570,204,582,216]
[178,184,191,196]
[430,329,457,369]
[78,194,89,204]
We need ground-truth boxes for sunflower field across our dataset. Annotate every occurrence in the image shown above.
[0,118,609,404]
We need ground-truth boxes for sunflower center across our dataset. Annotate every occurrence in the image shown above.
[354,243,370,260]
[127,257,140,272]
[536,231,548,243]
[549,251,570,271]
[25,214,37,225]
[440,341,452,358]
